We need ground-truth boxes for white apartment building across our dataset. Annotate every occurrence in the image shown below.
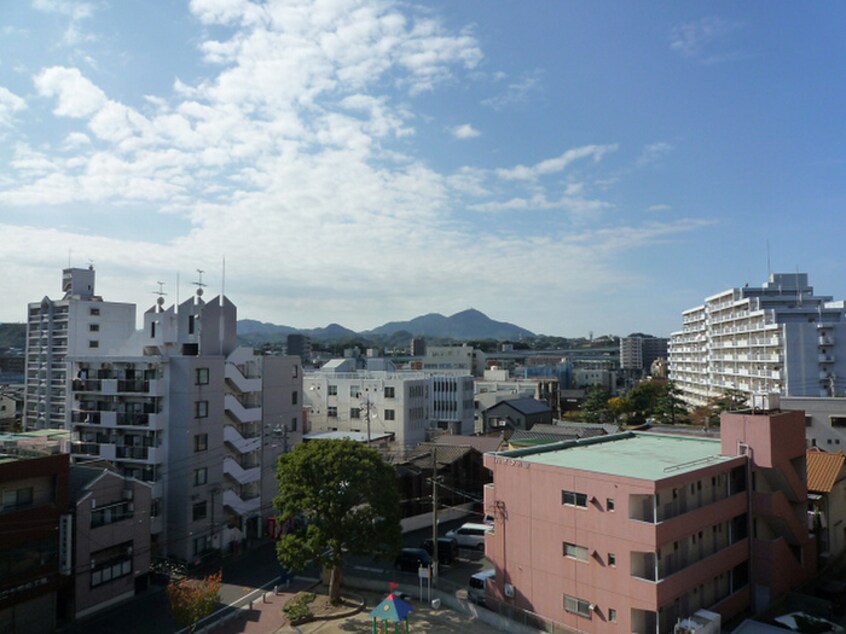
[419,344,486,377]
[24,267,136,430]
[25,270,303,563]
[303,368,429,458]
[670,273,846,407]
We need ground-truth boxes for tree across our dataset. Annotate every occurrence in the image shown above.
[274,439,402,604]
[653,381,687,424]
[580,387,614,423]
[166,571,222,631]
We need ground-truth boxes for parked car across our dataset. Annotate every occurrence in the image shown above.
[445,522,491,550]
[422,537,459,564]
[394,548,435,573]
[468,568,495,605]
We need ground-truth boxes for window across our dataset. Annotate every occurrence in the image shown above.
[192,501,207,521]
[562,490,588,508]
[194,433,208,452]
[606,498,615,511]
[150,321,156,337]
[90,542,132,588]
[609,608,617,623]
[563,542,588,561]
[564,594,592,618]
[328,385,337,396]
[91,501,134,528]
[291,417,298,432]
[608,553,616,567]
[195,368,209,385]
[328,406,337,418]
[193,536,210,555]
[89,340,99,348]
[350,385,361,398]
[2,487,34,511]
[384,409,395,421]
[195,400,208,418]
[89,323,100,332]
[188,315,195,334]
[90,308,100,316]
[832,417,846,428]
[292,365,298,378]
[384,386,395,398]
[292,390,298,405]
[193,468,208,486]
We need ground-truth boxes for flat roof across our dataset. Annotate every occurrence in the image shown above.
[499,432,735,481]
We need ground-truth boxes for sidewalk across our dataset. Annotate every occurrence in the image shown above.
[208,577,317,634]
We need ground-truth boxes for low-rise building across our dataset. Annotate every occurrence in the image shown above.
[483,402,814,633]
[806,448,846,568]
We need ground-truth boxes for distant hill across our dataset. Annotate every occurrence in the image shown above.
[236,308,534,344]
[365,308,534,340]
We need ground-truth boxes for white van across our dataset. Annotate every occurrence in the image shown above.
[468,568,495,605]
[446,522,491,550]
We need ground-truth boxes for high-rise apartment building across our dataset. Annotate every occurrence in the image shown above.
[24,267,135,430]
[669,273,846,406]
[68,291,302,561]
[620,334,668,372]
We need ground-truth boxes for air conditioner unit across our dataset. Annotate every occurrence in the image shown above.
[588,603,596,612]
[504,583,515,598]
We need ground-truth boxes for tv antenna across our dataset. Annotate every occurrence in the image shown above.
[193,269,207,298]
[153,281,166,310]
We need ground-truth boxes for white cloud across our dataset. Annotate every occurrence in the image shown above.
[451,123,479,139]
[670,17,742,64]
[481,70,542,110]
[497,145,618,181]
[647,204,671,213]
[32,0,96,45]
[637,141,673,166]
[0,87,27,126]
[34,66,107,117]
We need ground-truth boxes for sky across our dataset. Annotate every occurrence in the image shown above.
[1,1,845,338]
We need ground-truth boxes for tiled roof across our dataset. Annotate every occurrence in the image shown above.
[806,448,846,493]
[487,397,551,415]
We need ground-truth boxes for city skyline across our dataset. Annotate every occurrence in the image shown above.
[1,1,845,337]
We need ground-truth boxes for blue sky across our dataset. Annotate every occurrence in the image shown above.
[1,1,845,337]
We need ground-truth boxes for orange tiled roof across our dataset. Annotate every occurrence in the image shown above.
[806,448,846,493]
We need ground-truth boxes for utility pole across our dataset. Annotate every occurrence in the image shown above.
[431,446,439,585]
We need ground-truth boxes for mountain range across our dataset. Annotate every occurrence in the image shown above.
[237,308,535,342]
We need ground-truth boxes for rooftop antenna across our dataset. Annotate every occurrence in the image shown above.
[221,256,226,301]
[193,268,206,299]
[68,248,72,268]
[153,281,166,312]
[766,240,771,278]
[796,265,802,305]
[176,272,180,305]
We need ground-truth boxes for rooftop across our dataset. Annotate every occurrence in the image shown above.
[498,432,736,481]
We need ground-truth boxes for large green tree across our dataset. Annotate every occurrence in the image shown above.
[274,439,402,604]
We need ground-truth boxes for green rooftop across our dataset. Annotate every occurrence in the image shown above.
[499,432,735,481]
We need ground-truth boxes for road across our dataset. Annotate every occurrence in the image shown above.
[62,517,488,634]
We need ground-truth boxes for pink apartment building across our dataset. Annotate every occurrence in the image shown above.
[482,408,815,633]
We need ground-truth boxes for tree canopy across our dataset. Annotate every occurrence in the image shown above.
[274,439,402,603]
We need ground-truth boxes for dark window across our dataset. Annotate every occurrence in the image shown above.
[562,490,588,508]
[564,594,592,618]
[291,417,298,432]
[350,407,361,419]
[384,386,395,398]
[2,487,34,511]
[328,406,337,417]
[90,542,133,588]
[384,409,395,421]
[188,315,195,334]
[195,400,208,418]
[194,433,208,452]
[192,501,207,521]
[89,323,100,332]
[193,468,207,486]
[292,390,298,405]
[328,385,337,396]
[831,417,846,428]
[89,340,99,348]
[607,498,615,511]
[91,501,134,528]
[608,553,616,567]
[90,308,100,316]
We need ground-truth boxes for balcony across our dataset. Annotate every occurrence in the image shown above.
[225,393,261,423]
[116,413,150,427]
[116,446,150,461]
[223,489,260,516]
[223,425,261,454]
[224,457,261,484]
